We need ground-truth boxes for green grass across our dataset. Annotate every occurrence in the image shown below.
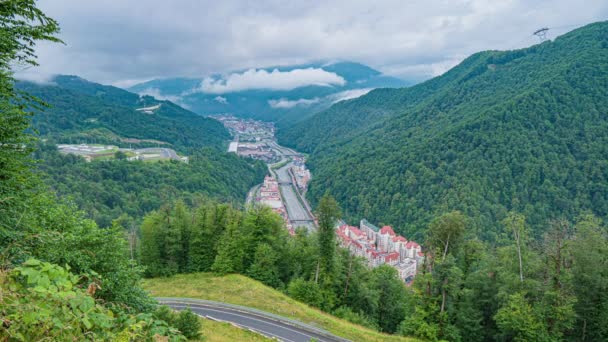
[198,318,272,342]
[143,273,420,342]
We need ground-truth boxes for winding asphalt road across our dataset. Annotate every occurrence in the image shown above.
[157,298,349,342]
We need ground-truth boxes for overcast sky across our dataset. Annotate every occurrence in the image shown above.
[18,0,608,87]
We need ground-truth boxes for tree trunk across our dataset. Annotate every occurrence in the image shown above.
[514,228,524,283]
[344,254,353,297]
[442,233,450,262]
[440,278,448,313]
[314,260,320,284]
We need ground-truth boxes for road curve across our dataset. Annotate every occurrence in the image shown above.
[157,297,349,342]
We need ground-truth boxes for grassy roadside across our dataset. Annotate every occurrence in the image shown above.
[200,318,272,342]
[143,273,419,342]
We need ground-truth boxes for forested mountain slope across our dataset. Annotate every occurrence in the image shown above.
[17,76,267,226]
[280,21,608,240]
[17,76,229,151]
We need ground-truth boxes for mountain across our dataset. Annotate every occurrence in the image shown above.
[278,21,608,241]
[128,61,410,127]
[16,75,267,227]
[18,75,230,151]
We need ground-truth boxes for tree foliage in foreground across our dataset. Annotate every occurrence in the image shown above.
[139,200,409,333]
[0,1,193,340]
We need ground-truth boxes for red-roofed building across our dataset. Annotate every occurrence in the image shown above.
[405,241,422,259]
[335,218,424,283]
[378,225,396,252]
[384,252,400,265]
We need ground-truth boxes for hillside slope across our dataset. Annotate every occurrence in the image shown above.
[18,76,229,151]
[279,21,608,240]
[143,273,418,342]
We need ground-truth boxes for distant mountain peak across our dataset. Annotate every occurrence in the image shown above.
[128,60,410,126]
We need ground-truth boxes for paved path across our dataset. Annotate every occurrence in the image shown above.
[157,298,349,342]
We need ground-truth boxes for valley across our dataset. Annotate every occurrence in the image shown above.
[215,116,317,232]
[3,2,608,341]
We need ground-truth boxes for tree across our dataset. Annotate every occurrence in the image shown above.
[570,215,608,340]
[247,243,281,288]
[139,212,164,277]
[495,292,548,342]
[540,219,576,340]
[211,217,244,274]
[371,265,408,333]
[315,193,341,282]
[502,212,527,283]
[427,211,467,263]
[0,0,61,242]
[426,211,467,314]
[241,206,285,270]
[287,278,324,308]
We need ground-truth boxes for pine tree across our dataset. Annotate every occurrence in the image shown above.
[211,218,244,274]
[139,212,163,277]
[315,193,341,282]
[247,243,281,288]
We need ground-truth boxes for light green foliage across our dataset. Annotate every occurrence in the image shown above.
[495,292,548,342]
[0,0,60,244]
[287,278,324,308]
[371,265,408,333]
[248,243,282,288]
[141,200,419,335]
[154,306,202,340]
[570,215,608,340]
[211,218,245,274]
[316,193,341,280]
[0,259,184,341]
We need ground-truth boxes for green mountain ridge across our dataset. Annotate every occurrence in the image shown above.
[16,76,267,227]
[128,61,410,127]
[18,76,230,152]
[279,21,608,240]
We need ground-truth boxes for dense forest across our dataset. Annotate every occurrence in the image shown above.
[33,144,266,227]
[279,21,608,241]
[17,76,230,152]
[138,197,411,334]
[138,198,608,341]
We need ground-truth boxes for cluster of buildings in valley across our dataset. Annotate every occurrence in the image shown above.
[212,114,275,141]
[232,142,279,163]
[336,219,423,283]
[57,144,188,163]
[255,176,294,234]
[217,115,424,283]
[215,115,280,163]
[291,156,311,193]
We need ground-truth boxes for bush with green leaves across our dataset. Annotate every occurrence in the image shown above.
[0,259,185,341]
[153,305,202,339]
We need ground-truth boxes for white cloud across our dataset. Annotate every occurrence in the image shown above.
[381,56,466,81]
[268,88,374,109]
[196,68,346,94]
[328,88,374,103]
[137,87,182,103]
[268,97,320,109]
[26,0,608,84]
[214,95,228,104]
[14,69,56,85]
